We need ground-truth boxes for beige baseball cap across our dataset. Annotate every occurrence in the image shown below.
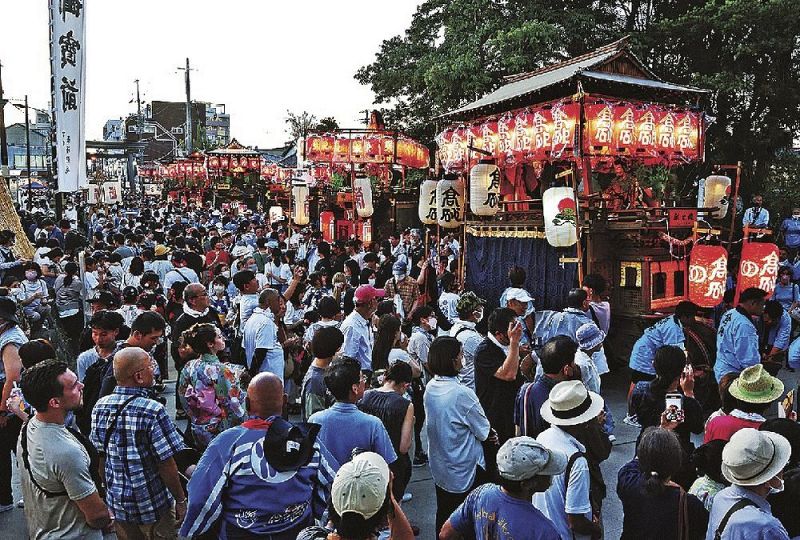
[331,452,390,520]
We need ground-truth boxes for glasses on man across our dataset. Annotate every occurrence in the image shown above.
[134,359,157,376]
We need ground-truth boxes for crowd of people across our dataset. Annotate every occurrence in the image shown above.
[0,197,798,540]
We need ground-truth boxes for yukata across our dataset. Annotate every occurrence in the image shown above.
[177,353,247,448]
[630,315,686,376]
[715,307,760,382]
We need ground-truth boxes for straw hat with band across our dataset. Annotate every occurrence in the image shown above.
[728,364,784,404]
[540,380,605,427]
[721,428,791,486]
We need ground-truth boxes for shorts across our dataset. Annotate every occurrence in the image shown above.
[630,369,656,383]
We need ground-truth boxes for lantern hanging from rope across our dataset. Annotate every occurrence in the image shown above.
[702,175,732,219]
[354,176,374,218]
[292,185,310,225]
[437,177,465,229]
[543,187,578,247]
[469,160,501,216]
[418,179,437,225]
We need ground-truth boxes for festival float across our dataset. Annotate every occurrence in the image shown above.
[304,112,430,243]
[431,37,775,365]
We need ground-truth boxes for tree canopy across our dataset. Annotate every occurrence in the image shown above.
[356,0,800,192]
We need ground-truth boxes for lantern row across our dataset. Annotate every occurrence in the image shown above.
[436,96,704,172]
[305,133,430,169]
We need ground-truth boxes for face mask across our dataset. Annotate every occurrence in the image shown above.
[368,278,376,287]
[25,271,37,281]
[249,265,259,273]
[794,214,800,219]
[474,310,484,323]
[213,285,225,295]
[427,317,438,330]
[10,287,20,295]
[769,477,785,495]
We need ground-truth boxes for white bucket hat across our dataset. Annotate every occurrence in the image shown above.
[540,380,604,427]
[721,428,791,486]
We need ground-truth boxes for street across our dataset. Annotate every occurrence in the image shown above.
[2,365,796,539]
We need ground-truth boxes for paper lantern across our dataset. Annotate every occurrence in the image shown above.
[702,175,732,219]
[320,211,335,242]
[469,161,501,216]
[418,179,437,224]
[543,187,578,247]
[735,242,779,303]
[292,185,310,225]
[103,181,122,204]
[361,219,372,243]
[437,177,465,229]
[269,206,284,224]
[688,245,728,308]
[353,176,374,218]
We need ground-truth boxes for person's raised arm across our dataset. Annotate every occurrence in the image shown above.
[494,321,521,382]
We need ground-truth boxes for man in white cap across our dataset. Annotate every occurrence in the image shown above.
[705,428,791,540]
[297,451,413,540]
[440,436,565,540]
[533,380,605,540]
[504,287,536,347]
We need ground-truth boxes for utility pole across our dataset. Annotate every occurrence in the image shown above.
[0,60,8,174]
[24,95,31,210]
[177,58,193,154]
[134,78,143,135]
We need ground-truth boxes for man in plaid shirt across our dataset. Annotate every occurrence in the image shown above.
[91,347,187,539]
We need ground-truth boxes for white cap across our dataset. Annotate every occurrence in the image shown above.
[331,452,390,519]
[505,288,533,303]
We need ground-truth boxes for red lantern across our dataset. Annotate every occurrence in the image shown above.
[250,157,260,169]
[220,157,230,169]
[688,245,728,308]
[334,138,351,162]
[735,242,780,303]
[209,157,220,168]
[320,211,335,243]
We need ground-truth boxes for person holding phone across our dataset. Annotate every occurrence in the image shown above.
[630,345,704,488]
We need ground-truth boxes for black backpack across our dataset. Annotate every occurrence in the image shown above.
[76,358,113,436]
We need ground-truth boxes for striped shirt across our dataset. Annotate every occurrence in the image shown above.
[90,386,186,524]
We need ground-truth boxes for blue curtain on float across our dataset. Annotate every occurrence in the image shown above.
[465,236,578,311]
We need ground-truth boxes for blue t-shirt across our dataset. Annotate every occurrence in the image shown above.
[513,377,557,438]
[308,402,397,473]
[629,315,685,375]
[449,483,560,540]
[781,217,800,249]
[772,283,799,311]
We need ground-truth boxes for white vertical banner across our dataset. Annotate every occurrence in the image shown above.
[49,0,87,192]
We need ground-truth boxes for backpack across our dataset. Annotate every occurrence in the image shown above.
[76,358,114,436]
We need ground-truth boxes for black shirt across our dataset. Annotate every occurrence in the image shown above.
[358,389,410,455]
[474,338,522,444]
[184,251,205,279]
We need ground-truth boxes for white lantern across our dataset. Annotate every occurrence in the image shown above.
[542,186,578,247]
[269,206,284,224]
[292,185,310,225]
[354,176,374,218]
[437,177,465,229]
[469,161,501,216]
[103,180,122,204]
[702,175,732,219]
[418,179,437,225]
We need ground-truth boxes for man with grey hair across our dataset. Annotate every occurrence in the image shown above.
[242,288,286,379]
[90,347,187,539]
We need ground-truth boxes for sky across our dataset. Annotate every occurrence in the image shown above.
[0,0,420,148]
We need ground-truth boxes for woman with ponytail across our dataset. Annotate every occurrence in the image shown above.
[617,427,709,540]
[53,261,84,353]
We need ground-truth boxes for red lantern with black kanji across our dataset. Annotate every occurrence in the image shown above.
[688,245,728,308]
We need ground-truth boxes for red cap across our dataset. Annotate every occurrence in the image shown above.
[354,285,386,303]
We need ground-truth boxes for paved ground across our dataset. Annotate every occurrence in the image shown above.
[2,366,797,539]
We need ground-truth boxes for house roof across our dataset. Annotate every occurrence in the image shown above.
[442,36,708,120]
[207,137,259,155]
